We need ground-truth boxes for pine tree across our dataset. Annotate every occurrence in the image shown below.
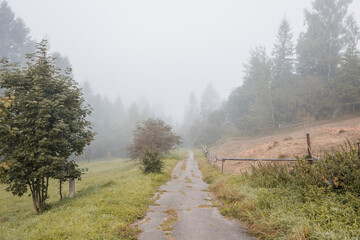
[271,18,298,123]
[226,46,274,134]
[333,45,360,107]
[296,0,353,82]
[0,1,35,64]
[272,17,294,87]
[200,83,220,119]
[181,92,200,147]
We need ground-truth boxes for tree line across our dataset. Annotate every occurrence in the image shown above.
[0,1,172,160]
[80,80,172,159]
[183,0,360,146]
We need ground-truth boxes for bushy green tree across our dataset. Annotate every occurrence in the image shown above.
[0,40,94,212]
[126,118,182,173]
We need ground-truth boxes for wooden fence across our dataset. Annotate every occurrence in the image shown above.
[202,133,323,173]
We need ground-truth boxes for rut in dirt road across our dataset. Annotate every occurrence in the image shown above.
[137,151,256,240]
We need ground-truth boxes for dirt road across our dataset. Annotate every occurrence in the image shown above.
[137,152,255,240]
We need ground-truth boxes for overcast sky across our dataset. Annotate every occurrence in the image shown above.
[7,0,360,122]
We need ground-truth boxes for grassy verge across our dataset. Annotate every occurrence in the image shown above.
[0,151,185,240]
[195,150,360,239]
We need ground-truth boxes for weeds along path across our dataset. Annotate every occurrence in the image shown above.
[137,151,255,240]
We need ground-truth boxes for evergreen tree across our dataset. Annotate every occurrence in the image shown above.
[333,45,360,108]
[181,92,200,147]
[0,1,35,64]
[200,83,220,119]
[272,17,294,87]
[227,46,274,135]
[271,18,299,123]
[296,0,353,82]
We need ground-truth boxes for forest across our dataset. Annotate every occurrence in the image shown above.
[183,0,360,146]
[2,0,360,153]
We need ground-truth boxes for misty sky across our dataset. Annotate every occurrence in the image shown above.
[7,0,360,122]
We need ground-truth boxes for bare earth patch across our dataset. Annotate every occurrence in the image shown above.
[211,117,360,173]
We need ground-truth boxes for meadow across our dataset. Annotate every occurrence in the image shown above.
[196,149,360,239]
[0,152,184,240]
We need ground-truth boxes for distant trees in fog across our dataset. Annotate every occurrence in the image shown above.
[187,0,360,146]
[0,2,74,70]
[80,80,172,159]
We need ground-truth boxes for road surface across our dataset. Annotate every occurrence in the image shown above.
[137,151,256,240]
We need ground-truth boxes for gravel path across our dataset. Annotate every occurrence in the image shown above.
[137,151,256,240]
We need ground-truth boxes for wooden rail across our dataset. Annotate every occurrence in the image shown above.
[202,133,360,173]
[214,157,317,173]
[202,133,320,172]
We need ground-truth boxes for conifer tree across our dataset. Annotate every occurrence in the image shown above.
[0,1,35,64]
[272,17,294,87]
[296,0,353,82]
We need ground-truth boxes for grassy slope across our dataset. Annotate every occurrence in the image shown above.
[0,152,184,240]
[196,150,360,240]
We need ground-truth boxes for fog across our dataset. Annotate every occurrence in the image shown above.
[7,0,360,122]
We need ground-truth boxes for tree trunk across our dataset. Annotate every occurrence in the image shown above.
[28,177,49,213]
[59,179,62,200]
[31,192,39,213]
[69,179,75,199]
[45,177,49,200]
[28,182,39,213]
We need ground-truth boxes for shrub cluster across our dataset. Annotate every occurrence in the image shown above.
[251,143,360,196]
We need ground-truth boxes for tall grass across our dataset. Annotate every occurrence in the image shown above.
[0,152,184,240]
[196,146,360,239]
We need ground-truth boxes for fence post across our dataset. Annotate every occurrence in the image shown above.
[69,179,75,199]
[306,133,313,162]
[221,159,224,173]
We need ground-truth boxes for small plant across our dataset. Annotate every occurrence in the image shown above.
[338,129,346,134]
[250,162,292,188]
[283,136,293,141]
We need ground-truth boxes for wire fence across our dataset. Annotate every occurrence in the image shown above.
[202,133,360,173]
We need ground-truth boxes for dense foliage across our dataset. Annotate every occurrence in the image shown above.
[0,40,94,212]
[127,119,182,173]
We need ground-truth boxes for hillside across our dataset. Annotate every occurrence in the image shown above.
[211,117,360,173]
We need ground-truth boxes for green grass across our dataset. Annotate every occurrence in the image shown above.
[195,150,360,240]
[0,152,184,240]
